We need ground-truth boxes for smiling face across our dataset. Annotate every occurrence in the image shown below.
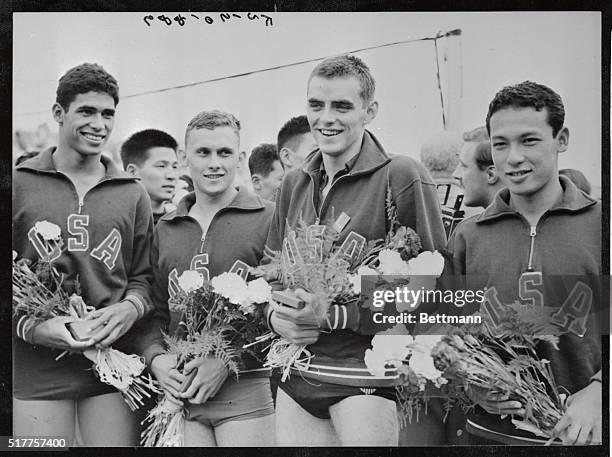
[306,76,377,162]
[133,147,178,205]
[185,126,240,199]
[489,106,568,201]
[54,91,116,156]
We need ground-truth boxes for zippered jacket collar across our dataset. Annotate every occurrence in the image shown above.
[16,146,135,181]
[162,186,266,222]
[301,130,391,178]
[476,175,597,225]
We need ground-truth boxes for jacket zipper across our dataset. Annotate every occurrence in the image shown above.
[312,173,351,225]
[527,226,536,271]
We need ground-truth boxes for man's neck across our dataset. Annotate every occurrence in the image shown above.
[321,134,363,181]
[151,199,164,214]
[192,187,238,216]
[509,179,563,227]
[53,142,104,177]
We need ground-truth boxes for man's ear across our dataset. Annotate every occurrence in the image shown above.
[237,150,247,168]
[486,165,500,185]
[557,127,570,153]
[125,163,140,176]
[279,147,292,168]
[177,148,188,167]
[364,100,379,125]
[52,103,64,125]
[251,174,262,192]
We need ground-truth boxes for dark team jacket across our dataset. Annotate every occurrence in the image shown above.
[265,130,447,386]
[443,176,602,443]
[13,147,154,399]
[134,188,275,376]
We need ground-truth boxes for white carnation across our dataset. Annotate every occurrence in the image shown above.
[378,249,410,276]
[177,270,204,293]
[408,251,445,277]
[247,278,272,304]
[212,272,249,305]
[34,220,61,241]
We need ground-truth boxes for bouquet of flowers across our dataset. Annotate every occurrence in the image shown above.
[12,221,160,411]
[252,185,445,382]
[431,303,566,439]
[364,325,454,426]
[140,270,271,447]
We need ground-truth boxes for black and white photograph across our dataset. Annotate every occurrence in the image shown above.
[9,11,606,449]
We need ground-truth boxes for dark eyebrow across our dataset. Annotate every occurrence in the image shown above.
[308,97,323,104]
[77,105,115,115]
[332,99,354,106]
[217,147,234,155]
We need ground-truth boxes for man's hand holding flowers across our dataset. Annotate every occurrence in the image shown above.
[269,288,322,345]
[32,315,95,350]
[552,377,602,445]
[179,357,229,404]
[150,353,186,403]
[468,385,525,417]
[87,300,140,348]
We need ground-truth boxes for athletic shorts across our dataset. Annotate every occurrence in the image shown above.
[185,377,274,428]
[13,339,115,400]
[279,375,396,419]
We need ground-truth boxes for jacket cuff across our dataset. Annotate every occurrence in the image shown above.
[322,304,359,332]
[123,293,148,320]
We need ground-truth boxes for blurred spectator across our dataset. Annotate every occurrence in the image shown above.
[277,115,317,172]
[172,173,194,205]
[120,129,179,224]
[559,168,592,195]
[453,126,504,209]
[248,143,284,201]
[420,130,463,208]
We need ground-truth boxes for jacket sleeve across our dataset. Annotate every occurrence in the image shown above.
[131,227,169,366]
[123,188,155,318]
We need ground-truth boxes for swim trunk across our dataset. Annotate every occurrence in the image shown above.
[185,377,274,428]
[279,375,396,419]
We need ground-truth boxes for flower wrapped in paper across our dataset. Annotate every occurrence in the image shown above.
[140,271,271,447]
[12,222,160,411]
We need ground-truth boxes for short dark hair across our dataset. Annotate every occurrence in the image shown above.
[120,129,178,168]
[309,54,375,105]
[277,115,311,151]
[178,174,194,192]
[463,126,492,171]
[486,81,565,137]
[56,63,120,110]
[248,143,279,177]
[559,168,591,195]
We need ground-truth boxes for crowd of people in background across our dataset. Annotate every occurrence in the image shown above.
[11,56,602,447]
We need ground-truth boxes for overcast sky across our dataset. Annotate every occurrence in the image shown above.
[13,12,601,186]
